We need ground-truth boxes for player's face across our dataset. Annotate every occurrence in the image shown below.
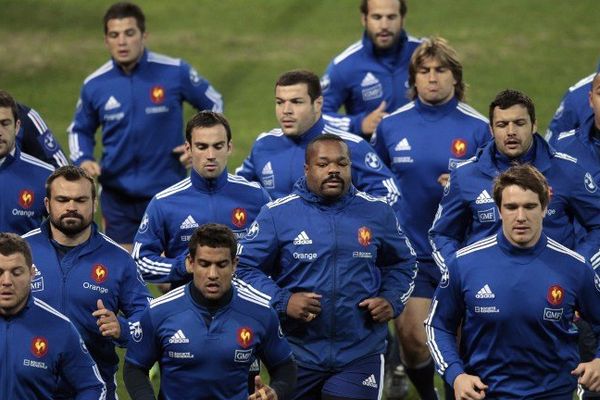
[275,84,322,137]
[45,177,95,237]
[589,75,600,129]
[305,140,352,201]
[186,124,231,179]
[190,246,236,300]
[362,0,403,51]
[414,57,456,105]
[0,107,19,159]
[500,185,546,248]
[0,253,32,316]
[105,17,146,72]
[492,105,536,159]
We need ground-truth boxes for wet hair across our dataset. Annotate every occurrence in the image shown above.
[0,233,33,268]
[493,164,550,210]
[360,0,407,18]
[189,223,237,261]
[104,2,146,34]
[489,89,536,125]
[0,90,19,122]
[408,36,465,101]
[305,133,350,163]
[275,70,322,102]
[185,111,232,144]
[46,166,96,200]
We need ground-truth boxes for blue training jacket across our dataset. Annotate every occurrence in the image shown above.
[429,134,600,268]
[235,177,417,369]
[371,97,491,263]
[0,295,106,400]
[132,169,271,283]
[125,284,292,400]
[321,30,421,134]
[235,116,401,205]
[426,232,600,399]
[0,146,53,235]
[23,221,151,388]
[68,49,223,198]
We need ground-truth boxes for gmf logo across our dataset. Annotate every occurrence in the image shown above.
[231,208,247,228]
[150,85,165,104]
[31,336,48,358]
[451,139,467,158]
[547,284,564,306]
[92,264,108,284]
[358,226,372,247]
[237,327,253,349]
[19,189,34,209]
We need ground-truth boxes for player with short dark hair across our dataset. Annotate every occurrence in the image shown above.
[68,1,223,251]
[0,232,107,399]
[426,164,600,399]
[125,223,297,400]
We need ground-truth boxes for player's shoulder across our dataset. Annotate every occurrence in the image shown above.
[98,231,135,256]
[233,279,272,314]
[18,152,55,173]
[149,285,187,314]
[456,102,489,124]
[227,173,263,190]
[545,237,586,264]
[568,72,596,93]
[255,128,285,142]
[266,193,301,209]
[83,60,114,85]
[332,39,364,65]
[155,177,193,200]
[322,124,365,145]
[384,101,417,120]
[147,51,182,67]
[32,297,73,325]
[355,190,389,207]
[21,228,43,240]
[456,235,498,259]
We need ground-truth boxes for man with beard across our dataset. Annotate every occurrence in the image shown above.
[236,134,417,400]
[321,0,421,138]
[0,90,54,234]
[22,165,151,400]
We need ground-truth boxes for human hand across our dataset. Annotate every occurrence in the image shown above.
[248,375,278,400]
[572,358,600,391]
[92,299,121,339]
[358,297,394,322]
[454,373,487,400]
[286,292,321,322]
[173,144,192,169]
[361,101,388,135]
[80,160,101,177]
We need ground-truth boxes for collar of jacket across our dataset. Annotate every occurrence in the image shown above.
[40,219,102,256]
[496,229,548,262]
[293,175,357,211]
[292,117,326,144]
[0,146,19,171]
[362,29,408,61]
[111,48,149,75]
[414,97,459,121]
[476,133,553,178]
[190,167,229,192]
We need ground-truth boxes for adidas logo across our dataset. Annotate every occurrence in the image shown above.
[394,138,411,151]
[475,190,494,204]
[262,161,273,175]
[362,374,378,388]
[104,96,121,111]
[361,72,379,87]
[475,284,495,299]
[180,215,199,230]
[168,329,189,344]
[293,231,313,245]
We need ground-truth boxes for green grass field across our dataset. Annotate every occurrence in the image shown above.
[2,1,598,398]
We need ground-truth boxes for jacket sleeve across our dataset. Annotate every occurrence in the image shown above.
[429,171,471,270]
[376,206,417,317]
[351,138,401,207]
[321,62,365,134]
[576,262,600,359]
[68,85,99,165]
[425,257,466,388]
[235,208,292,317]
[18,106,70,167]
[132,199,189,283]
[179,60,223,113]
[115,255,152,347]
[61,321,107,400]
[235,144,259,182]
[567,164,600,266]
[546,90,579,146]
[124,308,160,370]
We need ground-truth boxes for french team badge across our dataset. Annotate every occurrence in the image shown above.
[150,85,165,104]
[237,327,253,349]
[547,285,564,306]
[358,226,372,247]
[92,264,108,284]
[31,336,49,358]
[19,189,34,209]
[451,139,467,158]
[231,208,247,228]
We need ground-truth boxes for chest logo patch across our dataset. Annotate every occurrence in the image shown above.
[92,264,108,284]
[358,226,372,247]
[232,208,248,228]
[237,327,253,349]
[150,85,165,104]
[31,336,49,358]
[19,189,34,209]
[451,139,467,158]
[547,285,564,306]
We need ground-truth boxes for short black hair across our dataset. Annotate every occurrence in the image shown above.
[0,232,33,268]
[493,164,550,210]
[360,0,407,17]
[185,111,232,144]
[489,89,536,126]
[305,133,350,163]
[189,224,237,261]
[46,166,96,200]
[0,90,19,122]
[275,70,322,102]
[104,2,146,34]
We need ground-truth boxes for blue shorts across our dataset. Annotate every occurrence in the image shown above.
[293,353,383,400]
[412,261,441,299]
[100,187,151,244]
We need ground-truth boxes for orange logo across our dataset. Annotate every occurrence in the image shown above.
[237,327,253,349]
[231,208,247,228]
[358,226,372,247]
[150,85,165,104]
[92,264,108,284]
[31,336,48,358]
[19,189,34,209]
[547,285,564,306]
[451,139,467,158]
